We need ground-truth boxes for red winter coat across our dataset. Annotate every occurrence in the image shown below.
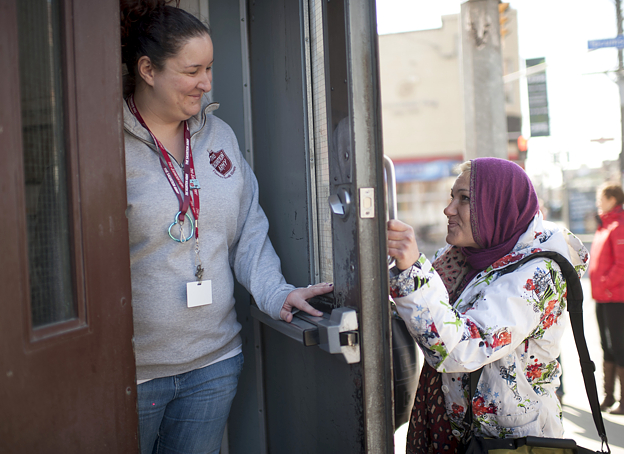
[590,205,624,303]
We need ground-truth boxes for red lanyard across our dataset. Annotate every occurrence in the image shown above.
[127,95,200,240]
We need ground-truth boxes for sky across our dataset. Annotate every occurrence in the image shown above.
[375,0,623,186]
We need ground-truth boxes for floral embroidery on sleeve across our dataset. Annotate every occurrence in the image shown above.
[389,253,432,298]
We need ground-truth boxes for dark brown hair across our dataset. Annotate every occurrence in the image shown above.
[120,0,210,97]
[600,183,624,206]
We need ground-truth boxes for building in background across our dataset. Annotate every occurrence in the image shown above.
[378,6,523,256]
[562,159,621,235]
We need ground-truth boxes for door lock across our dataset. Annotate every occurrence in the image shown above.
[328,188,352,218]
[318,307,360,364]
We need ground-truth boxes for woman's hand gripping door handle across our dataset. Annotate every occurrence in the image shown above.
[384,156,420,271]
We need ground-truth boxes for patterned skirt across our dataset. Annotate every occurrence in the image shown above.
[406,362,462,454]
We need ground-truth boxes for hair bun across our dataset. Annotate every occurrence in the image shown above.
[120,0,170,42]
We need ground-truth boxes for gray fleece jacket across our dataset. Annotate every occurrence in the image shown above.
[124,95,294,380]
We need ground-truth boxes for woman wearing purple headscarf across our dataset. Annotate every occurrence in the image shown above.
[386,158,589,453]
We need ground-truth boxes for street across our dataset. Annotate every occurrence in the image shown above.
[394,276,624,453]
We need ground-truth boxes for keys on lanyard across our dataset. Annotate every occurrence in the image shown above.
[127,95,204,281]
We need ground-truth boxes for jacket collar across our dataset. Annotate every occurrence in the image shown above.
[482,211,589,277]
[600,205,624,226]
[123,94,219,141]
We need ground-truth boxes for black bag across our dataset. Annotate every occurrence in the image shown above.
[391,309,419,428]
[462,252,610,454]
[464,435,588,453]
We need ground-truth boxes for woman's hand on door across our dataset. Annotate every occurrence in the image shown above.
[281,283,333,322]
[387,219,420,271]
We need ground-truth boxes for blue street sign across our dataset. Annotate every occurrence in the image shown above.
[588,35,624,50]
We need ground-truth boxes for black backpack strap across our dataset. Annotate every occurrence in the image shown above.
[462,366,484,430]
[466,251,608,448]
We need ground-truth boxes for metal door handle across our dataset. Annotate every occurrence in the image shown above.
[250,306,361,364]
[383,156,397,221]
[384,156,397,266]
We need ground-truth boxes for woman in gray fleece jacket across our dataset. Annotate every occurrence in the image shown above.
[120,2,332,453]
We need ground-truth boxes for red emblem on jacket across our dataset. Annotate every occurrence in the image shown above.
[209,149,235,178]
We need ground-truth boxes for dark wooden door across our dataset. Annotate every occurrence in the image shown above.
[0,0,138,452]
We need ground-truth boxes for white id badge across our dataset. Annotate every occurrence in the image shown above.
[186,280,212,308]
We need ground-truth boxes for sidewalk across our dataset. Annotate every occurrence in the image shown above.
[559,277,623,453]
[394,276,624,453]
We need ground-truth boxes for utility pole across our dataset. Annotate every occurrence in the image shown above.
[617,0,624,185]
[460,0,508,160]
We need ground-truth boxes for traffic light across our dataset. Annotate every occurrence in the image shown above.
[517,135,528,152]
[517,135,528,161]
[499,2,510,40]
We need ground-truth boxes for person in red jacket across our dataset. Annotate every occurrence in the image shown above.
[590,183,624,414]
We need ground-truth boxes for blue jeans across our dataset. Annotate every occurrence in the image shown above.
[137,352,244,454]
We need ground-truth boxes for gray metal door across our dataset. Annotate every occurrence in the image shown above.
[215,1,395,452]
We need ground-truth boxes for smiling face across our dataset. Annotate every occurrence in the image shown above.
[443,172,480,248]
[145,34,214,123]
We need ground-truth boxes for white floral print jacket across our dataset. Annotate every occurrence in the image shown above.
[391,212,589,440]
